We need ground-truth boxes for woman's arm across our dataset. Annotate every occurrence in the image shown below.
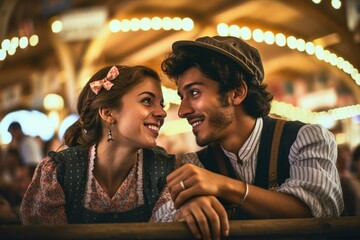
[20,157,67,224]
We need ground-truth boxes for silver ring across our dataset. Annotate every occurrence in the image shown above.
[179,180,186,190]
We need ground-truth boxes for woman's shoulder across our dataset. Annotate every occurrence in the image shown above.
[48,145,89,163]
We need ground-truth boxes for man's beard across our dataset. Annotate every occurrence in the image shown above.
[195,105,233,147]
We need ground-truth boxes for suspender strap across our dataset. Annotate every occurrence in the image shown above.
[211,118,287,191]
[268,119,286,190]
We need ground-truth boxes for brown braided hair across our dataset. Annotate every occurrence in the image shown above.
[64,65,161,148]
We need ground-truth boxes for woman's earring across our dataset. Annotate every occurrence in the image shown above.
[107,125,114,142]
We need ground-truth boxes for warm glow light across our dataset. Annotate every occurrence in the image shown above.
[140,17,151,31]
[19,36,28,49]
[229,25,240,37]
[110,16,194,32]
[29,35,39,46]
[1,39,10,50]
[7,47,16,55]
[0,49,6,61]
[10,37,19,48]
[275,33,286,47]
[120,19,130,32]
[130,18,141,31]
[217,23,228,36]
[182,17,194,31]
[305,42,315,54]
[217,23,359,85]
[51,20,63,33]
[252,29,264,42]
[151,17,162,30]
[109,19,121,32]
[240,27,251,40]
[331,0,341,9]
[264,31,275,45]
[162,17,172,30]
[58,114,79,140]
[172,17,182,31]
[163,84,359,130]
[43,93,64,111]
[286,36,297,49]
[315,45,325,60]
[325,53,333,63]
[329,53,338,66]
[48,111,60,131]
[296,38,306,51]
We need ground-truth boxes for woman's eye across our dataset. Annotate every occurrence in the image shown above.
[142,98,152,106]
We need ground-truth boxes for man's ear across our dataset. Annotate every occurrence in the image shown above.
[232,81,248,105]
[98,107,114,125]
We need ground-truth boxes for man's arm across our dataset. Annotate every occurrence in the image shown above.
[167,164,311,218]
[167,124,343,218]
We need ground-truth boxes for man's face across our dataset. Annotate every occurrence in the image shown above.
[177,67,233,146]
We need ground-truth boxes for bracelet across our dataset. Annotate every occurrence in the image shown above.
[239,182,249,206]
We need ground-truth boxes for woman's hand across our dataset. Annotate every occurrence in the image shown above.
[175,195,229,240]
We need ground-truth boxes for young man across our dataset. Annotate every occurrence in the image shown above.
[162,36,344,240]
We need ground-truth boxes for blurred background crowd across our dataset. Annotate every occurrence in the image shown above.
[1,0,360,223]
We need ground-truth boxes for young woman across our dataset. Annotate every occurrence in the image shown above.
[20,65,176,224]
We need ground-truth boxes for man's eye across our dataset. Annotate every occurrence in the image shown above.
[191,90,199,97]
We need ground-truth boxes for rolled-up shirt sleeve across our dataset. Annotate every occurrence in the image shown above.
[277,124,344,217]
[149,187,177,222]
[20,157,67,224]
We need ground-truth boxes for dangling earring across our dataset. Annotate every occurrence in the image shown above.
[107,125,114,142]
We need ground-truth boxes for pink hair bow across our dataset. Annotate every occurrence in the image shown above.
[89,66,119,94]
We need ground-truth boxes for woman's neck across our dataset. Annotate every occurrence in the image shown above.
[93,139,139,198]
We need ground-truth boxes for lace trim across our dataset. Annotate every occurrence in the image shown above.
[84,144,96,208]
[84,145,144,208]
[137,149,144,205]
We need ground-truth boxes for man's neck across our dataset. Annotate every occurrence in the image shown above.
[219,116,257,154]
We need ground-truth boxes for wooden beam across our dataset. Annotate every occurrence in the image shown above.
[1,217,359,240]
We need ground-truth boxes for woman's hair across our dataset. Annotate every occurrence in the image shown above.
[161,46,273,117]
[64,65,161,148]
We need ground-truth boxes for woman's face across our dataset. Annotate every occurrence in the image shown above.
[112,77,167,148]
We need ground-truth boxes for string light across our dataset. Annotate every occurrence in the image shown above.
[217,23,360,86]
[162,85,360,127]
[0,35,39,61]
[1,12,357,127]
[108,17,194,33]
[312,0,342,10]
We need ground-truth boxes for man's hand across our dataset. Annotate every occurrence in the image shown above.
[174,196,229,240]
[167,163,227,208]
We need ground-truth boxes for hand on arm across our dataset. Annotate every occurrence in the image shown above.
[167,163,311,219]
[166,163,228,208]
[174,196,229,240]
